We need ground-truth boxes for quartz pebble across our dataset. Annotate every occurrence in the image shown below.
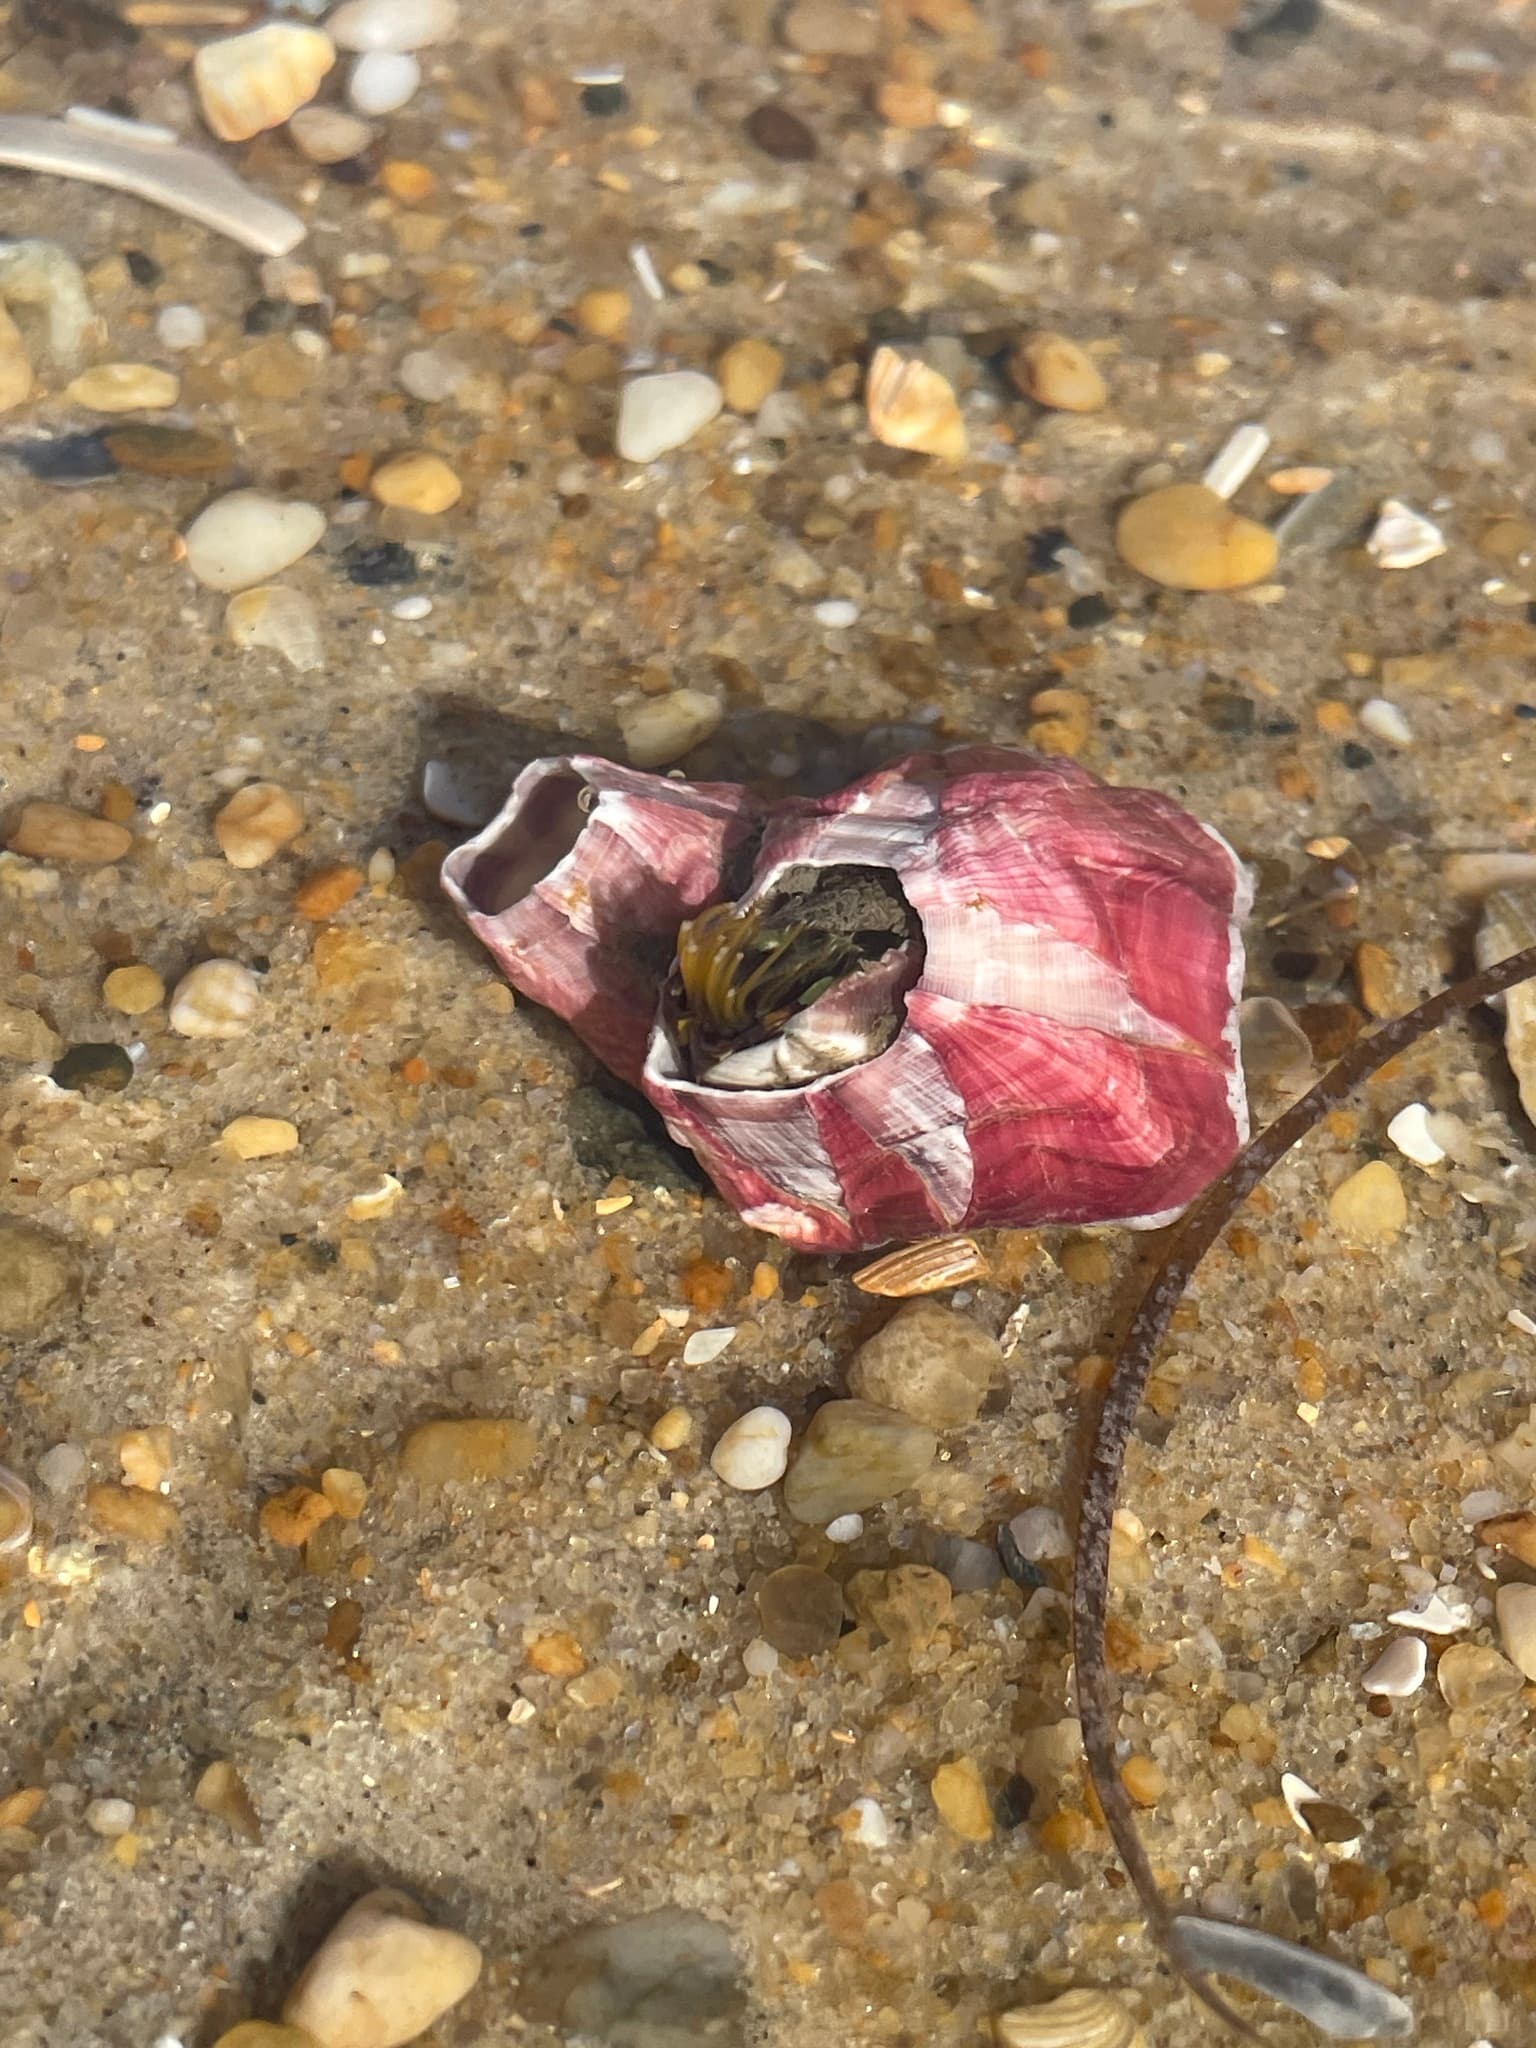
[709,1406,791,1491]
[396,348,461,402]
[183,490,326,592]
[168,960,259,1039]
[85,1796,136,1837]
[222,1115,299,1160]
[1495,1583,1536,1680]
[370,450,462,513]
[616,371,723,463]
[648,1405,693,1451]
[741,1636,778,1678]
[1006,1504,1071,1562]
[848,1796,889,1848]
[7,802,132,865]
[813,599,858,628]
[348,50,421,116]
[37,1442,87,1494]
[1436,1640,1523,1711]
[931,1756,992,1842]
[824,1512,863,1544]
[87,1483,180,1544]
[66,362,179,411]
[1386,1103,1445,1168]
[288,105,376,162]
[1008,332,1107,413]
[226,587,324,673]
[682,1325,735,1366]
[328,0,460,51]
[282,1888,482,2048]
[194,1759,262,1842]
[400,1417,536,1484]
[782,1399,936,1524]
[755,1564,844,1657]
[717,337,784,413]
[1327,1160,1407,1246]
[1360,697,1413,748]
[0,1221,79,1334]
[156,304,207,350]
[619,689,721,768]
[1361,1636,1426,1697]
[846,1299,1000,1428]
[216,782,305,867]
[1116,483,1278,591]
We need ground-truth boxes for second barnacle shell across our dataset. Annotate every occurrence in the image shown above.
[866,346,967,461]
[194,25,336,144]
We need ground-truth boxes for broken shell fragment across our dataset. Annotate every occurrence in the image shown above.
[194,25,336,144]
[225,585,324,672]
[853,1235,989,1297]
[992,1989,1141,2048]
[1170,1916,1413,2038]
[866,346,967,461]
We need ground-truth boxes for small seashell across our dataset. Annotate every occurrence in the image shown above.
[1170,1915,1413,2038]
[0,1464,33,1555]
[854,1235,990,1297]
[866,346,967,461]
[194,25,336,144]
[991,1988,1140,2048]
[225,585,324,672]
[1366,497,1446,571]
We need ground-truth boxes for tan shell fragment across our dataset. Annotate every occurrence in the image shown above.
[866,345,967,461]
[194,25,336,143]
[993,1989,1142,2048]
[225,585,324,672]
[853,1234,989,1297]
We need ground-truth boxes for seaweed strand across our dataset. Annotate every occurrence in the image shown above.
[1072,940,1536,2034]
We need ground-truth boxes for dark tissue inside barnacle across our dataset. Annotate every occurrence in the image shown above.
[458,769,589,917]
[666,863,922,1088]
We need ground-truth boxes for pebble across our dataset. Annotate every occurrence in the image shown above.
[328,0,460,50]
[52,1042,133,1093]
[288,105,376,162]
[813,599,859,628]
[183,490,326,592]
[745,102,817,161]
[783,0,880,53]
[924,1532,1002,1593]
[226,587,324,673]
[846,1299,1000,1428]
[716,336,783,413]
[648,1405,693,1451]
[104,424,232,478]
[400,1417,536,1484]
[0,1000,60,1062]
[194,24,335,142]
[1435,1640,1523,1711]
[682,1325,735,1365]
[848,1796,889,1848]
[168,960,260,1039]
[866,346,967,462]
[709,1406,791,1491]
[824,1512,863,1544]
[295,864,364,919]
[1495,1583,1536,1680]
[1006,1504,1072,1562]
[349,48,421,114]
[1169,1915,1412,2039]
[1359,697,1413,748]
[1476,1510,1536,1567]
[370,450,462,514]
[1366,498,1446,570]
[261,1485,333,1547]
[391,594,432,620]
[782,1399,936,1524]
[930,1756,993,1842]
[37,1442,87,1495]
[1360,1636,1426,1697]
[1115,483,1278,591]
[1388,1587,1470,1634]
[216,782,306,868]
[522,1909,740,2037]
[87,1482,180,1544]
[65,363,179,412]
[616,371,723,463]
[755,1564,844,1657]
[1008,332,1108,413]
[85,1797,136,1837]
[847,1564,952,1647]
[155,304,208,351]
[194,1760,262,1842]
[6,431,115,483]
[1327,1160,1407,1245]
[282,1888,482,2048]
[222,1115,299,1160]
[992,1991,1138,2048]
[619,689,722,768]
[0,1221,79,1334]
[574,288,630,340]
[7,802,132,865]
[1386,1102,1445,1168]
[741,1636,778,1678]
[395,349,461,402]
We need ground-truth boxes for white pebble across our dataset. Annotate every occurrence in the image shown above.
[37,1442,87,1494]
[421,758,491,829]
[849,1796,890,1848]
[168,959,259,1040]
[1388,1587,1471,1634]
[616,370,723,463]
[709,1405,791,1491]
[618,689,722,769]
[85,1797,136,1837]
[287,103,376,162]
[682,1325,736,1366]
[1361,1635,1427,1698]
[1366,498,1446,571]
[1462,1489,1511,1524]
[391,593,432,620]
[742,1636,779,1677]
[1007,1504,1071,1561]
[156,303,207,350]
[328,0,459,51]
[348,47,421,115]
[1359,697,1413,748]
[813,599,859,629]
[1387,1102,1446,1169]
[824,1513,863,1544]
[396,346,462,402]
[182,490,326,593]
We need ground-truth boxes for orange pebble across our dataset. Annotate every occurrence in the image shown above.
[295,865,364,920]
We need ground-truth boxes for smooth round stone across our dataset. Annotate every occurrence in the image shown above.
[1009,331,1107,413]
[615,370,723,463]
[846,1299,1000,1429]
[709,1406,791,1491]
[741,1636,778,1677]
[931,1756,993,1842]
[0,1220,79,1335]
[396,348,463,401]
[288,103,376,162]
[328,0,459,50]
[755,1564,844,1658]
[1328,1160,1407,1246]
[183,490,325,592]
[370,450,462,513]
[348,49,421,115]
[222,1115,299,1159]
[824,1512,863,1544]
[283,1888,482,2048]
[1116,482,1278,592]
[85,1796,135,1836]
[1496,1583,1536,1680]
[51,1042,133,1093]
[924,1532,1003,1593]
[1436,1640,1523,1711]
[618,689,721,769]
[1360,1636,1426,1698]
[716,336,783,413]
[782,1399,936,1525]
[156,304,208,350]
[65,362,179,411]
[168,959,260,1039]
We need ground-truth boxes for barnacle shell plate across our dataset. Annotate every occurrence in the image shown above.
[194,25,336,144]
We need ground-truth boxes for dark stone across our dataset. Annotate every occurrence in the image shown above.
[580,81,628,116]
[995,1773,1035,1830]
[3,433,118,484]
[123,248,160,286]
[1026,526,1071,572]
[745,102,817,162]
[1340,741,1375,770]
[1066,593,1113,630]
[997,1522,1048,1590]
[1231,0,1322,54]
[1271,948,1321,982]
[242,297,291,334]
[1203,689,1256,736]
[51,1042,133,1092]
[342,540,418,586]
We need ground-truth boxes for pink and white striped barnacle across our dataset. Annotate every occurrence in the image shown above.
[440,753,761,1090]
[642,748,1251,1252]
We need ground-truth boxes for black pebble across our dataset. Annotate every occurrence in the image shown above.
[343,541,418,586]
[1203,690,1256,736]
[745,102,817,162]
[1514,703,1536,720]
[124,248,160,286]
[997,1521,1049,1591]
[994,1773,1036,1831]
[1026,526,1071,573]
[242,298,290,335]
[1340,741,1375,769]
[4,433,118,484]
[1067,593,1113,631]
[1231,0,1321,52]
[1272,948,1320,982]
[580,81,628,116]
[52,1043,134,1093]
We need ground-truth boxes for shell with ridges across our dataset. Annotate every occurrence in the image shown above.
[866,345,967,461]
[194,25,336,144]
[992,1989,1141,2048]
[853,1235,988,1297]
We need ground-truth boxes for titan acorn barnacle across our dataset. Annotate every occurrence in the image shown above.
[443,745,1250,1253]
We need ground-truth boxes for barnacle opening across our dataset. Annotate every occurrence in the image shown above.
[664,863,922,1089]
[456,768,588,917]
